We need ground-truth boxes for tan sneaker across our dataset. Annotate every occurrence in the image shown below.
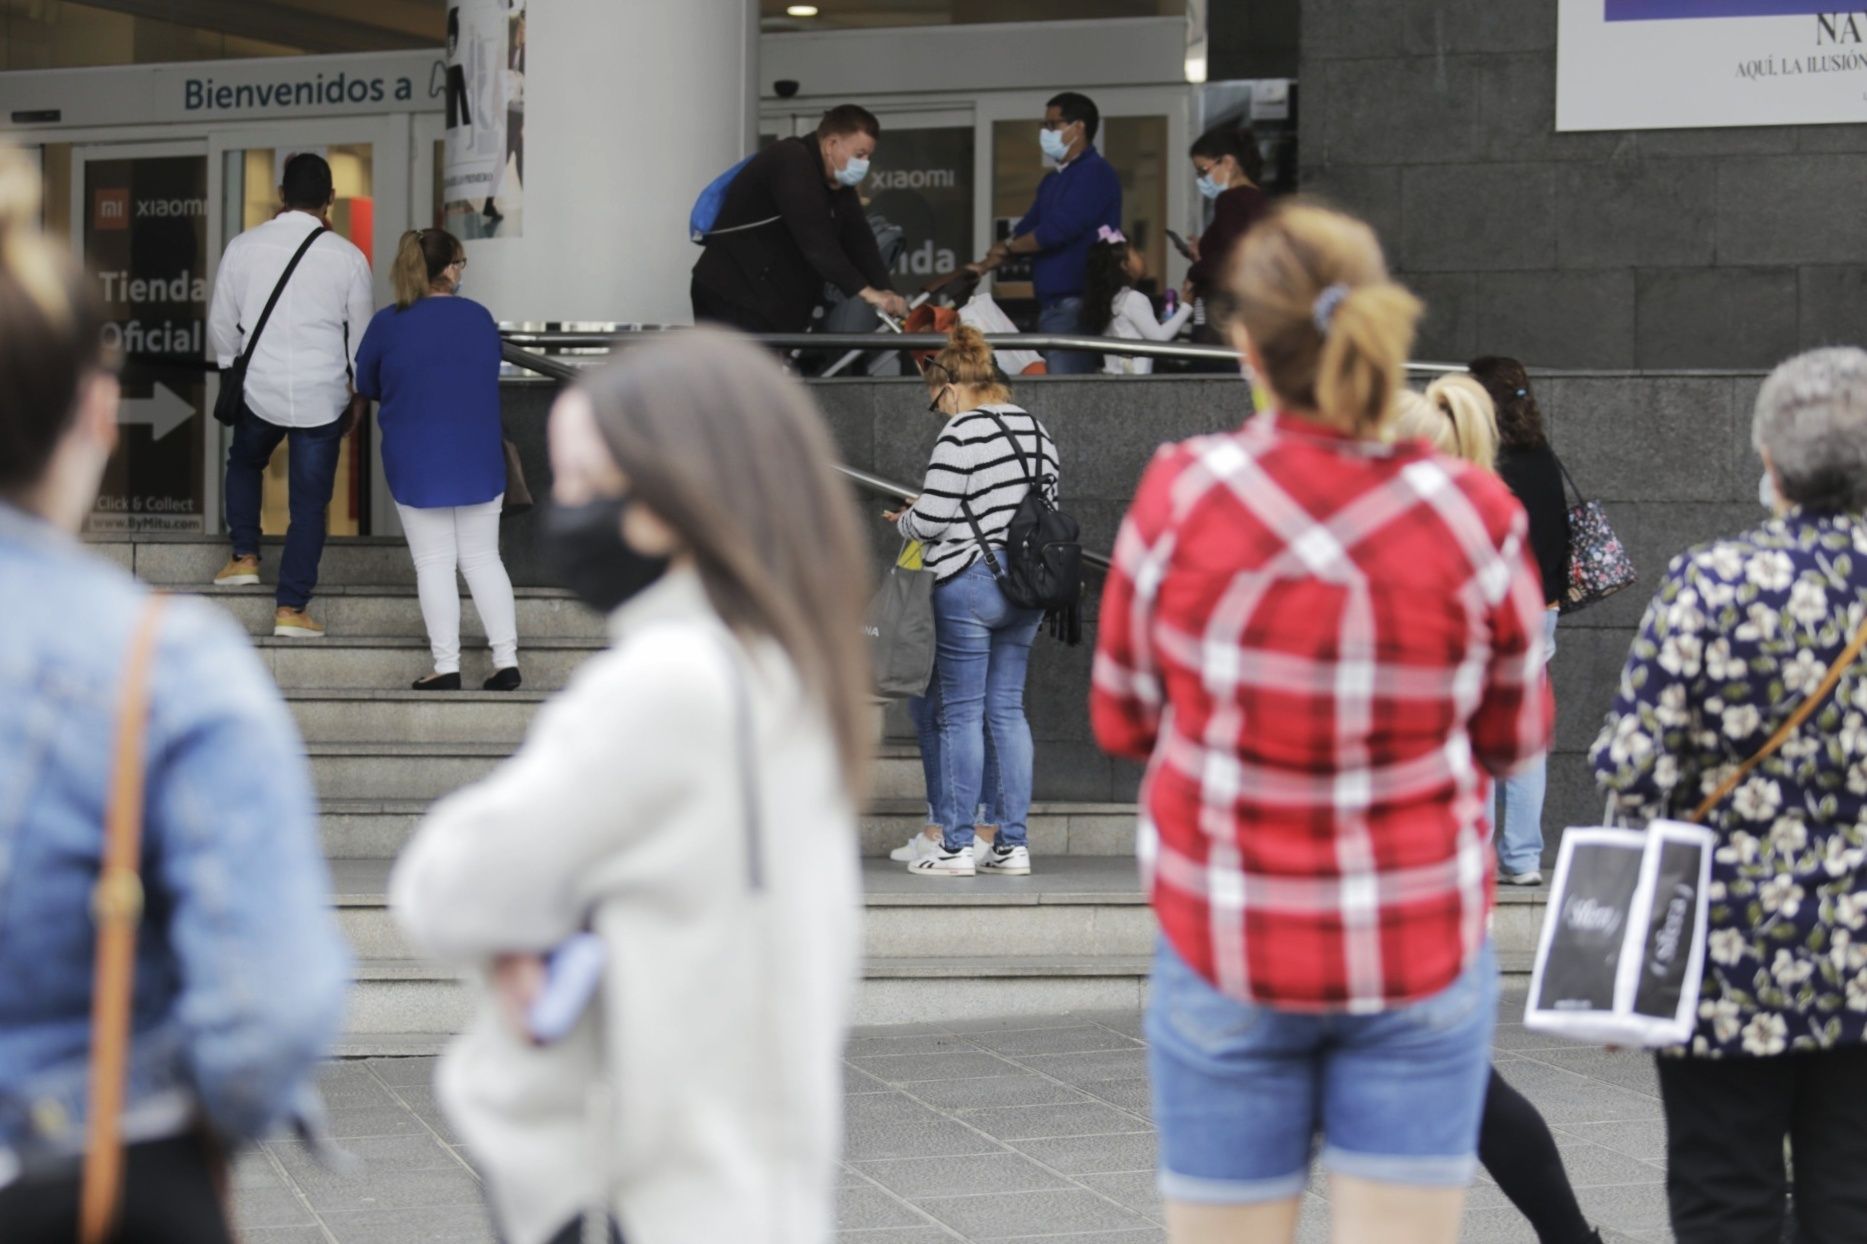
[213,554,260,587]
[273,606,325,639]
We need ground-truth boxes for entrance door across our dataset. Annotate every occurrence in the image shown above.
[205,116,410,537]
[70,140,214,537]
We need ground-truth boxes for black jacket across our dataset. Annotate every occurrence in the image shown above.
[691,136,894,334]
[1497,442,1572,605]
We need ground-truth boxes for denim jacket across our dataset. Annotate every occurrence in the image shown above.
[0,504,349,1174]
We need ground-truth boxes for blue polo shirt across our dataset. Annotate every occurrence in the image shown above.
[1013,145,1123,304]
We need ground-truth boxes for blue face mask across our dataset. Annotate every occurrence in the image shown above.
[836,155,869,188]
[1197,174,1225,200]
[1039,126,1071,162]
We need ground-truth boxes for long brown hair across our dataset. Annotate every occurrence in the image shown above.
[1467,356,1546,450]
[573,329,874,794]
[1227,201,1421,435]
[0,146,107,498]
[391,227,462,310]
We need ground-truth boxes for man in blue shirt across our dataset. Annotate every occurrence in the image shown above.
[980,92,1122,376]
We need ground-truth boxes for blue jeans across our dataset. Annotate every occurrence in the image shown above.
[1038,296,1096,376]
[1146,937,1498,1203]
[925,561,1043,851]
[225,400,346,610]
[1498,609,1560,875]
[909,668,1001,827]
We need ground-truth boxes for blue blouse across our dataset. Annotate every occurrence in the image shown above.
[354,296,505,509]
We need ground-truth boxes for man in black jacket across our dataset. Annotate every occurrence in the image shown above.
[692,104,908,334]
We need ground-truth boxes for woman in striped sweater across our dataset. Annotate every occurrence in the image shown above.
[887,326,1061,878]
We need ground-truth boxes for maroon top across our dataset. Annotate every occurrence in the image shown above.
[1186,184,1270,299]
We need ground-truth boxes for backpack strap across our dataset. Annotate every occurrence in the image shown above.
[237,225,328,370]
[981,409,1056,505]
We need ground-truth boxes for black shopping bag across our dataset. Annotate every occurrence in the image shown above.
[1525,821,1716,1047]
[864,542,936,700]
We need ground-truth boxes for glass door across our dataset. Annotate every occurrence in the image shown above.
[206,116,409,537]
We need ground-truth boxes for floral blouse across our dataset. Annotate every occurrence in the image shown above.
[1592,511,1867,1059]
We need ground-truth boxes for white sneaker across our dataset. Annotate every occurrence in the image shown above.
[976,843,1031,876]
[890,833,942,864]
[1500,869,1545,887]
[906,848,976,878]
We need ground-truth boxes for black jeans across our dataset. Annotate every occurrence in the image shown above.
[1657,1046,1867,1243]
[224,399,346,611]
[0,1135,232,1243]
[1480,1067,1596,1244]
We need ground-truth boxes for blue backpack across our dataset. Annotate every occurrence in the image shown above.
[689,155,779,245]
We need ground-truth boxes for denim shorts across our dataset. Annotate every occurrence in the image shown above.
[1145,936,1498,1203]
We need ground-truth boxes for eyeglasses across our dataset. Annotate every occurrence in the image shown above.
[450,258,469,270]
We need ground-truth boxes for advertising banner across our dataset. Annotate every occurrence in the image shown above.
[861,127,974,283]
[1559,0,1867,130]
[82,155,210,535]
[443,0,525,239]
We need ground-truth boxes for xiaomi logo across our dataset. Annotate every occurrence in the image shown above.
[93,187,129,231]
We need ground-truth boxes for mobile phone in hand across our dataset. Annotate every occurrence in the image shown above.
[526,933,606,1046]
[1164,229,1194,261]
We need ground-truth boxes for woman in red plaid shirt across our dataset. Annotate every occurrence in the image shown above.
[1091,203,1553,1244]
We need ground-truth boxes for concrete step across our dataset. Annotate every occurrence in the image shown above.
[196,584,606,641]
[308,741,925,803]
[330,858,1552,1048]
[318,797,1140,860]
[261,636,600,691]
[104,535,426,589]
[290,690,546,746]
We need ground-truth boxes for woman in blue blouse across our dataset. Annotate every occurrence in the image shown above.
[1593,348,1867,1242]
[355,228,519,690]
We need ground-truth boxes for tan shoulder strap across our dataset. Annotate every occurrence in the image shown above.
[1689,612,1867,825]
[79,595,168,1244]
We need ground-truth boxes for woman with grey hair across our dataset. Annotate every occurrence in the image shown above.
[1592,346,1867,1242]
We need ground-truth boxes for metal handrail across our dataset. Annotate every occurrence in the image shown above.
[500,328,1465,374]
[500,340,1113,575]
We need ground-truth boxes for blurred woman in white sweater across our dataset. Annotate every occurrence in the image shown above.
[391,329,873,1244]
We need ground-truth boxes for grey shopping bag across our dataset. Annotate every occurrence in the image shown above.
[864,542,936,700]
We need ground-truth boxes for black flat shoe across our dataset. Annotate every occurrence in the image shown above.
[412,672,462,691]
[483,666,522,691]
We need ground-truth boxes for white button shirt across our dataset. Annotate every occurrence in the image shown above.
[207,210,374,429]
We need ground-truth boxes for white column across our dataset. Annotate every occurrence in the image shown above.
[465,0,757,326]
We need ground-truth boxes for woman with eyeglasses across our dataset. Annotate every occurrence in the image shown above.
[1182,123,1270,315]
[355,227,521,692]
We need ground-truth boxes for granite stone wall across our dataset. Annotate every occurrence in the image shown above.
[502,369,1773,860]
[1300,0,1867,369]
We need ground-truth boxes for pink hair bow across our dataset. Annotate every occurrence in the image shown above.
[1097,225,1127,245]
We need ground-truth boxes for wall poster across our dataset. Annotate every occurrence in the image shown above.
[1558,0,1867,131]
[443,0,525,238]
[860,127,974,283]
[82,154,210,534]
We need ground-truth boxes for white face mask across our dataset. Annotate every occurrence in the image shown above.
[1039,126,1071,162]
[836,155,870,188]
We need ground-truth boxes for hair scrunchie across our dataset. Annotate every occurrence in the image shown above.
[1312,283,1350,335]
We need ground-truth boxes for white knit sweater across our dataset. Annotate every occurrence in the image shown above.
[391,568,860,1244]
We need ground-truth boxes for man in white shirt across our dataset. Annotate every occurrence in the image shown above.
[206,153,373,638]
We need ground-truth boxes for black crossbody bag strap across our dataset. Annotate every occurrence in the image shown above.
[1553,449,1585,508]
[237,226,328,370]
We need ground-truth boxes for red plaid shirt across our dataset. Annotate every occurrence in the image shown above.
[1091,413,1553,1011]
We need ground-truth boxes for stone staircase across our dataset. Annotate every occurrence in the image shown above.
[99,533,1551,1055]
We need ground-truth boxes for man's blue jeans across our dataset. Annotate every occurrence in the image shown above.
[1498,609,1561,875]
[923,561,1044,852]
[224,401,345,611]
[1038,296,1096,376]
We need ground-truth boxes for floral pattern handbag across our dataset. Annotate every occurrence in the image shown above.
[1558,458,1636,614]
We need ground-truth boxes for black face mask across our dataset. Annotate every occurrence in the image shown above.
[540,496,671,615]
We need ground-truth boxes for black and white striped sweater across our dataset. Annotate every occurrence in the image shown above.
[896,404,1061,583]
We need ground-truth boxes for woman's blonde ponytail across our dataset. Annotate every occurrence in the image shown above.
[391,230,428,310]
[1315,281,1421,435]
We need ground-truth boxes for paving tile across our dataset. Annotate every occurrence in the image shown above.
[848,1033,984,1058]
[968,1026,1143,1057]
[1076,1077,1153,1116]
[1017,1049,1151,1086]
[838,1184,934,1231]
[904,1075,1094,1111]
[1454,1205,1542,1242]
[1574,1180,1675,1234]
[1491,1022,1578,1052]
[833,1231,955,1243]
[318,1104,432,1140]
[285,1163,486,1215]
[956,1102,1150,1141]
[231,1186,318,1229]
[364,1056,440,1087]
[1515,1047,1663,1097]
[851,1051,1031,1084]
[232,1151,288,1189]
[855,1152,1076,1199]
[1008,1131,1159,1176]
[382,1085,464,1144]
[320,1204,498,1244]
[843,1099,1008,1161]
[997,1232,1164,1244]
[914,1188,1156,1239]
[1558,1119,1670,1165]
[1545,1137,1667,1188]
[1077,1169,1163,1221]
[270,1133,463,1179]
[240,1230,333,1244]
[845,1066,895,1094]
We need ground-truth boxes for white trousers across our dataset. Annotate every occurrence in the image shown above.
[396,497,519,674]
